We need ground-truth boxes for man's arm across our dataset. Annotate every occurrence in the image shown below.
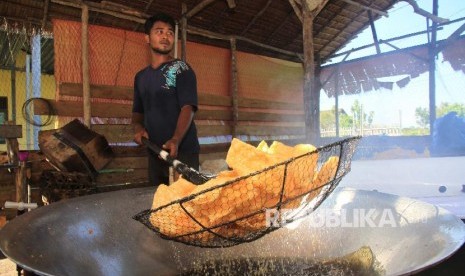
[132,112,147,145]
[163,105,195,157]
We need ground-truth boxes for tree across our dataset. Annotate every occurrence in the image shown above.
[437,102,465,117]
[340,112,353,128]
[415,102,465,127]
[320,102,371,131]
[350,100,374,128]
[415,107,429,128]
[320,106,354,130]
[320,106,336,129]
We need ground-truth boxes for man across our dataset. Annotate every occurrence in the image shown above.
[132,12,200,186]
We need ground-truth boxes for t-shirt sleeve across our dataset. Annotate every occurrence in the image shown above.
[176,64,198,112]
[132,73,144,114]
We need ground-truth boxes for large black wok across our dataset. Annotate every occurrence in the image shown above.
[0,187,464,275]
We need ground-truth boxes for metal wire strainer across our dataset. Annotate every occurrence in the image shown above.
[134,136,361,248]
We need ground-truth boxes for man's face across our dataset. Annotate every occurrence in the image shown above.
[146,21,174,55]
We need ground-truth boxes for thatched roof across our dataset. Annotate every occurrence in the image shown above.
[1,0,399,74]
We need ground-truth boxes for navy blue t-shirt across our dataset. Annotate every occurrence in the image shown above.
[132,59,200,154]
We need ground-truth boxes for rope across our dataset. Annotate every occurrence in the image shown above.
[21,97,55,127]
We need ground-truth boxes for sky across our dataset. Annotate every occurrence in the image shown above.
[320,0,465,128]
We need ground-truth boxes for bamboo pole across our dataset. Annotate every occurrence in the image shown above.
[81,4,91,127]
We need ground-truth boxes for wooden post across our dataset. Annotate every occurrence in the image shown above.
[82,3,91,127]
[302,6,319,143]
[15,161,27,206]
[368,10,381,54]
[5,130,19,166]
[230,38,238,138]
[428,0,438,136]
[3,122,26,206]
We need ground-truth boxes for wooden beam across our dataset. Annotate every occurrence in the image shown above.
[368,10,381,54]
[196,110,232,120]
[226,0,236,9]
[238,111,304,122]
[197,125,232,137]
[341,0,388,17]
[100,1,147,17]
[435,22,465,55]
[143,0,156,12]
[0,125,22,139]
[288,0,302,23]
[401,0,448,24]
[42,0,50,30]
[91,124,134,143]
[187,26,300,58]
[185,0,217,19]
[236,125,305,136]
[238,97,302,110]
[133,0,155,31]
[299,0,330,17]
[88,123,305,143]
[60,83,133,100]
[241,0,274,36]
[51,0,145,23]
[36,99,303,122]
[58,83,302,110]
[380,40,428,62]
[33,100,132,118]
[198,93,231,107]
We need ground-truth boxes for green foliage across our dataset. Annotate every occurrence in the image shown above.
[401,127,429,136]
[350,100,374,127]
[320,100,372,130]
[437,102,465,117]
[320,107,336,129]
[415,102,465,127]
[415,107,430,128]
[340,113,353,128]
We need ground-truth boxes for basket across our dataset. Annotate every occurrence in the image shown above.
[134,136,361,248]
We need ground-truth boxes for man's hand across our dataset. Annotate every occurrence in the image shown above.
[163,138,179,158]
[134,129,148,145]
[132,112,147,145]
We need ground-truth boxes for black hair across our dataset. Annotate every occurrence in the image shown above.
[144,13,176,34]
